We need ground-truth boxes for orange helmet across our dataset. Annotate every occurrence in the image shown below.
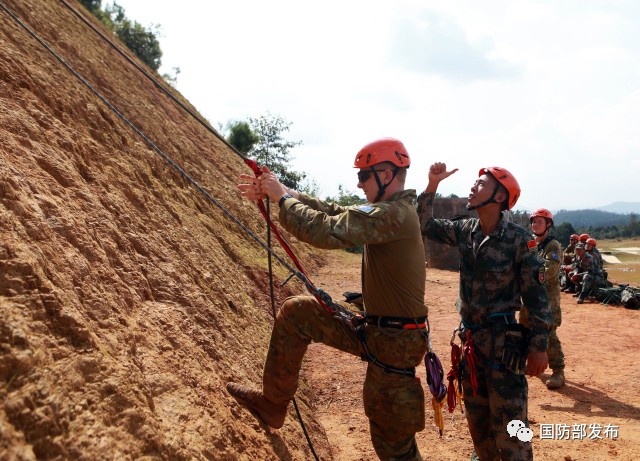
[354,138,410,168]
[479,167,521,210]
[530,208,553,222]
[570,234,579,241]
[579,234,589,242]
[586,238,597,247]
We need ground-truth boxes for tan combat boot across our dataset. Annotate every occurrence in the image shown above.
[226,382,289,428]
[546,370,565,389]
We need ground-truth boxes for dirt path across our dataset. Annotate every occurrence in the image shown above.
[302,251,640,461]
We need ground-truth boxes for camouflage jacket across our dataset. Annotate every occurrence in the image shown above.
[417,192,551,353]
[574,251,595,274]
[535,236,562,311]
[563,241,576,255]
[279,190,427,318]
[589,248,604,272]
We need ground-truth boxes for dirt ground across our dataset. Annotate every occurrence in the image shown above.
[302,251,640,461]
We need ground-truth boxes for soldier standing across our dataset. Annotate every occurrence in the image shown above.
[417,162,551,461]
[520,209,566,389]
[228,138,430,461]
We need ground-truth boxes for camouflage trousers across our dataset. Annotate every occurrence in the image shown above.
[263,296,428,461]
[461,328,533,461]
[519,308,564,371]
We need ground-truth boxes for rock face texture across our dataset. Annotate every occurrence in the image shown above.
[0,1,329,459]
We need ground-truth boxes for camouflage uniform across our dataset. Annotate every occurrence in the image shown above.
[520,237,565,373]
[574,251,602,301]
[563,241,576,260]
[417,192,551,461]
[266,190,429,461]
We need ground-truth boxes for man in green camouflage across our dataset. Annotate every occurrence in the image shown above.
[417,162,551,461]
[228,138,430,461]
[520,209,565,389]
[571,243,602,304]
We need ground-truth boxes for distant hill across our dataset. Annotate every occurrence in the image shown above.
[596,201,640,214]
[554,209,631,228]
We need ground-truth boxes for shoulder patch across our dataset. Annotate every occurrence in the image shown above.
[537,266,546,285]
[527,240,537,252]
[355,205,375,214]
[549,253,560,262]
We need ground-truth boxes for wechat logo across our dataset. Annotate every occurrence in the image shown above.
[507,419,533,442]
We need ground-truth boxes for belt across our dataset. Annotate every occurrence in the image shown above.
[460,312,516,332]
[363,315,428,330]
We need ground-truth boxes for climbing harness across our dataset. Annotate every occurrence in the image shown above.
[455,312,525,398]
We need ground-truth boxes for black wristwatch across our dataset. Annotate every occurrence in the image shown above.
[278,194,293,207]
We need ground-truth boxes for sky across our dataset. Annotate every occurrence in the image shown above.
[112,0,640,212]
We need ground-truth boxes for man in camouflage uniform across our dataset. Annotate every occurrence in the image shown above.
[520,209,565,389]
[228,138,429,461]
[417,162,551,461]
[571,243,602,304]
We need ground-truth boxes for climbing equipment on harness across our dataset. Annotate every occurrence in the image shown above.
[446,330,464,414]
[502,324,529,374]
[425,351,447,437]
[455,312,523,397]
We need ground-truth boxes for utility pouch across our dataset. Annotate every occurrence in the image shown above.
[501,324,529,374]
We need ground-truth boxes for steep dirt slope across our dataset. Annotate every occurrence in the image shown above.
[0,1,330,459]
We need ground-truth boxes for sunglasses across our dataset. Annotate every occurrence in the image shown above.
[357,169,388,183]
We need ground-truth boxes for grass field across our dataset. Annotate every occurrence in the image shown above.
[597,237,640,286]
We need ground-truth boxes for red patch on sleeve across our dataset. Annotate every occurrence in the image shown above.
[527,240,537,252]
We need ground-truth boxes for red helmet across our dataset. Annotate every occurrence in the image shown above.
[479,167,521,210]
[354,138,410,168]
[579,234,590,242]
[586,238,597,247]
[530,208,553,222]
[570,234,579,241]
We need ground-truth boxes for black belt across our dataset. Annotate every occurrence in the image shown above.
[363,315,427,330]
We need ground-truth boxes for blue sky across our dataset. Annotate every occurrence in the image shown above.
[112,0,640,211]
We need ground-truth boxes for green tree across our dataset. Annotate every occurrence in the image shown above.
[227,120,260,155]
[553,222,576,246]
[79,0,101,13]
[248,113,304,190]
[325,185,366,206]
[80,1,162,71]
[115,18,162,71]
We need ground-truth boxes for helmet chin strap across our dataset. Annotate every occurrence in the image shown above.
[466,182,501,211]
[372,167,400,203]
[532,222,551,237]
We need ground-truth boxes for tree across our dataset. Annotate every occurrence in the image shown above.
[247,113,305,190]
[115,18,163,71]
[553,222,576,246]
[325,185,366,206]
[227,121,260,155]
[80,1,163,72]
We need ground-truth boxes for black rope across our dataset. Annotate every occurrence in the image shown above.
[57,0,247,162]
[0,2,323,458]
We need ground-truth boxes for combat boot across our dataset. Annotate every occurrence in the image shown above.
[226,382,289,428]
[546,370,565,389]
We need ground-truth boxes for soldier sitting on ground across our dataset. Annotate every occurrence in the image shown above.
[570,243,603,304]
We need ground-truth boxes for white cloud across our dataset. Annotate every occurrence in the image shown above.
[111,0,640,209]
